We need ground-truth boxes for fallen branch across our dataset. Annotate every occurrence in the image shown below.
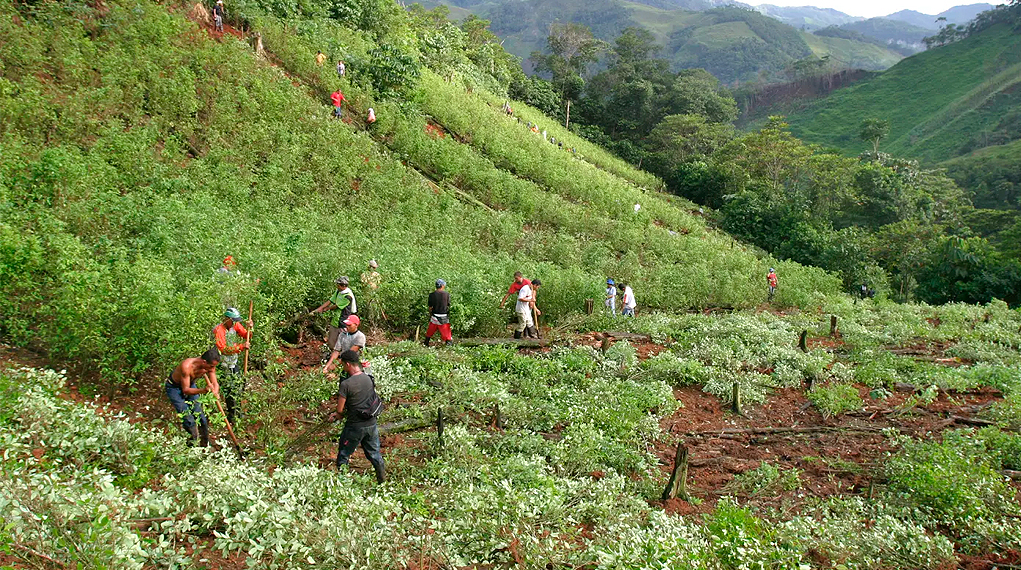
[682,425,884,437]
[13,543,66,568]
[1003,470,1021,481]
[951,415,998,427]
[456,337,548,347]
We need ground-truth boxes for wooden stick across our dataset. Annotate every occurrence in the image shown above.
[830,315,838,336]
[244,300,253,374]
[213,395,245,459]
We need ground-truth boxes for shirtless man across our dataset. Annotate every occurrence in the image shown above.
[165,348,222,447]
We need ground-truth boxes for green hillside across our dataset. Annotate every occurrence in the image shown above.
[0,0,836,382]
[3,2,1021,569]
[779,23,1021,163]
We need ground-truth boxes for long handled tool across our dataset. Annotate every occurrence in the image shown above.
[532,305,541,339]
[244,300,253,374]
[214,394,245,459]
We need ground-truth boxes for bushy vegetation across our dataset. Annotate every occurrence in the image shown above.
[0,0,843,383]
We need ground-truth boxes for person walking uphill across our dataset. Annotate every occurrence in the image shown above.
[767,268,778,301]
[311,276,357,362]
[165,349,221,447]
[212,308,251,423]
[424,279,452,347]
[333,350,385,483]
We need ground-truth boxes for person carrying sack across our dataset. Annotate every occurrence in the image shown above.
[333,350,385,483]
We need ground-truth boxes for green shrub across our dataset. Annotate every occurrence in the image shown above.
[883,437,1019,535]
[808,381,863,418]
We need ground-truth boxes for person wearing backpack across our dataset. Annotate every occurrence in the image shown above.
[333,350,385,483]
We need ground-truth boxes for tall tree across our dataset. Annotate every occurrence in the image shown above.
[859,118,890,154]
[531,23,606,127]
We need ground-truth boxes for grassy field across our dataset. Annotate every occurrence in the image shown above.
[778,23,1021,163]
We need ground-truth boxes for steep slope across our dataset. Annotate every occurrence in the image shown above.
[0,0,838,379]
[778,23,1021,163]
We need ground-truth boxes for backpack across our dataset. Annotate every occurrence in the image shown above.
[349,371,383,420]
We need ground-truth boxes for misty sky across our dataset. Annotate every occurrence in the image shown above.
[753,1,998,18]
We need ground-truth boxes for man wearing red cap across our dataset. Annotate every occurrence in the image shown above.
[323,314,366,374]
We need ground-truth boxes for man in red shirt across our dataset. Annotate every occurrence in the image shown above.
[767,268,778,301]
[330,89,345,119]
[498,272,531,310]
[212,307,251,422]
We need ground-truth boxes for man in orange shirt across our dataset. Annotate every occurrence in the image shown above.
[212,307,251,422]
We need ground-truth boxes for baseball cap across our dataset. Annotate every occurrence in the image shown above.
[335,276,349,285]
[769,268,775,273]
[223,255,236,267]
[436,279,446,287]
[606,278,615,285]
[224,307,242,321]
[369,259,378,268]
[342,314,360,327]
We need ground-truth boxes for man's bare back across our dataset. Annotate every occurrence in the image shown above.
[172,356,219,396]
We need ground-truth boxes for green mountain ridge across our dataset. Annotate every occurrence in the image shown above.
[771,23,1021,166]
[423,0,904,83]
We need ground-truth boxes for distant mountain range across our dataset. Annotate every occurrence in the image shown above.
[418,0,995,82]
[744,3,994,54]
[752,3,994,31]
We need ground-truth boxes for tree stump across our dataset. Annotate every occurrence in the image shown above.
[798,330,808,353]
[661,443,690,501]
[830,315,838,337]
[732,382,742,415]
[585,299,594,314]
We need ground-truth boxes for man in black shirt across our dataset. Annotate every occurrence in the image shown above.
[424,279,452,347]
[334,350,385,482]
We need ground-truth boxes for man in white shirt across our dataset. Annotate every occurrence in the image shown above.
[619,282,636,317]
[514,282,534,339]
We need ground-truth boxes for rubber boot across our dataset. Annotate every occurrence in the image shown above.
[445,340,453,347]
[513,330,522,339]
[186,425,200,447]
[199,422,210,448]
[423,336,431,347]
[373,462,386,483]
[527,326,539,339]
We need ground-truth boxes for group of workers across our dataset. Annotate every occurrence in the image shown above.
[166,256,779,480]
